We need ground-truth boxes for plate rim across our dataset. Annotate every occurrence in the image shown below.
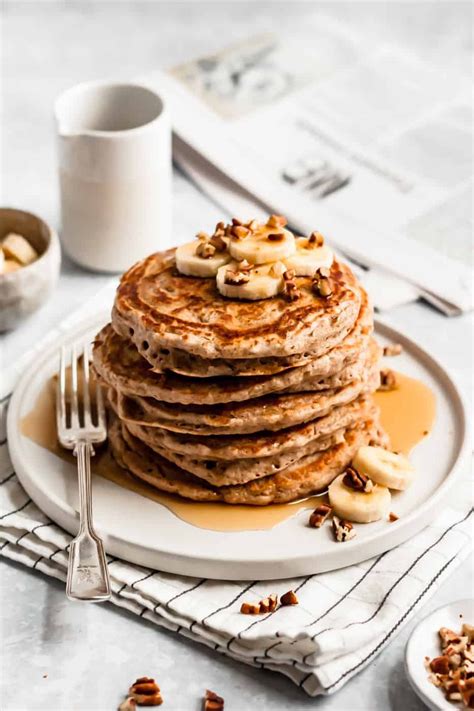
[6,311,470,579]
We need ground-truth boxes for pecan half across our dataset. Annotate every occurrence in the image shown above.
[280,590,299,606]
[309,503,332,528]
[343,466,373,493]
[332,516,356,542]
[378,369,398,391]
[204,689,224,711]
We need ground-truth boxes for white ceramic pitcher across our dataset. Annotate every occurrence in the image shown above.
[55,81,171,272]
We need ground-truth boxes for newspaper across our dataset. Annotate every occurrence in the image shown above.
[144,16,472,313]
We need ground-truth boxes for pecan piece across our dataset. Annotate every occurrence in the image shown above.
[224,269,250,286]
[209,234,227,252]
[378,369,398,391]
[332,516,356,542]
[343,466,373,493]
[282,269,300,301]
[383,343,402,357]
[388,512,399,522]
[230,225,250,239]
[267,214,287,228]
[430,656,451,675]
[280,590,299,606]
[204,689,224,711]
[312,271,333,298]
[129,677,162,706]
[260,593,278,613]
[308,231,324,247]
[240,602,261,615]
[196,241,216,259]
[309,503,332,528]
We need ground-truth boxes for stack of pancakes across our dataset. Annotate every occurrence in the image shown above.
[93,248,388,505]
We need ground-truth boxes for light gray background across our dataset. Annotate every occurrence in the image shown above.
[1,2,472,710]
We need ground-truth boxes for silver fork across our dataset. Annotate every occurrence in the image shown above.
[57,343,111,602]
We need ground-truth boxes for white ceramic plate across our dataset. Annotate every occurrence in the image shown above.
[7,312,468,580]
[405,598,474,710]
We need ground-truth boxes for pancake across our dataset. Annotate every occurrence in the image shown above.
[111,362,379,435]
[112,250,361,362]
[93,293,375,404]
[110,416,388,505]
[123,424,346,486]
[120,395,378,460]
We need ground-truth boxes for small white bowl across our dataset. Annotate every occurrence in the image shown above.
[0,207,61,331]
[405,598,474,710]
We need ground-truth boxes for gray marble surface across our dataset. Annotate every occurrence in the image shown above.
[1,2,472,710]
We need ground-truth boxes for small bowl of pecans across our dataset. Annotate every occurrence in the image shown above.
[405,598,474,710]
[0,207,61,331]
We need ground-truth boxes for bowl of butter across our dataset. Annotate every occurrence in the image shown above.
[0,207,61,331]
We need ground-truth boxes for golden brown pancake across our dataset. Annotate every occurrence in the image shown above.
[93,293,375,404]
[109,416,388,505]
[112,250,361,362]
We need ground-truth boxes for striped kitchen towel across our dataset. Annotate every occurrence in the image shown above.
[0,284,471,696]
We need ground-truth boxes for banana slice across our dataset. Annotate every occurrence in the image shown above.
[176,240,230,278]
[229,226,295,265]
[2,233,38,266]
[328,473,391,523]
[284,237,333,277]
[216,261,284,300]
[352,446,415,491]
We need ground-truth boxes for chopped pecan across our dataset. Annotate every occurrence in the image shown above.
[241,594,278,614]
[232,217,243,226]
[209,234,227,252]
[383,343,402,357]
[309,503,332,528]
[240,602,261,615]
[280,590,299,606]
[430,656,451,675]
[129,677,162,706]
[308,231,324,247]
[267,214,287,228]
[460,677,474,708]
[204,689,224,711]
[463,624,474,644]
[378,369,398,391]
[196,241,216,259]
[332,516,356,542]
[224,269,250,286]
[230,225,250,239]
[343,466,373,493]
[282,279,300,301]
[388,512,399,522]
[440,627,462,647]
[260,593,278,613]
[312,272,333,298]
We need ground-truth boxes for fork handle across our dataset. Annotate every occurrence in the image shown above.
[66,441,111,601]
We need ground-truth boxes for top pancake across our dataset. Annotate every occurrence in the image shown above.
[112,249,361,361]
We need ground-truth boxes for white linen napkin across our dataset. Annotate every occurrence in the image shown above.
[0,285,471,696]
